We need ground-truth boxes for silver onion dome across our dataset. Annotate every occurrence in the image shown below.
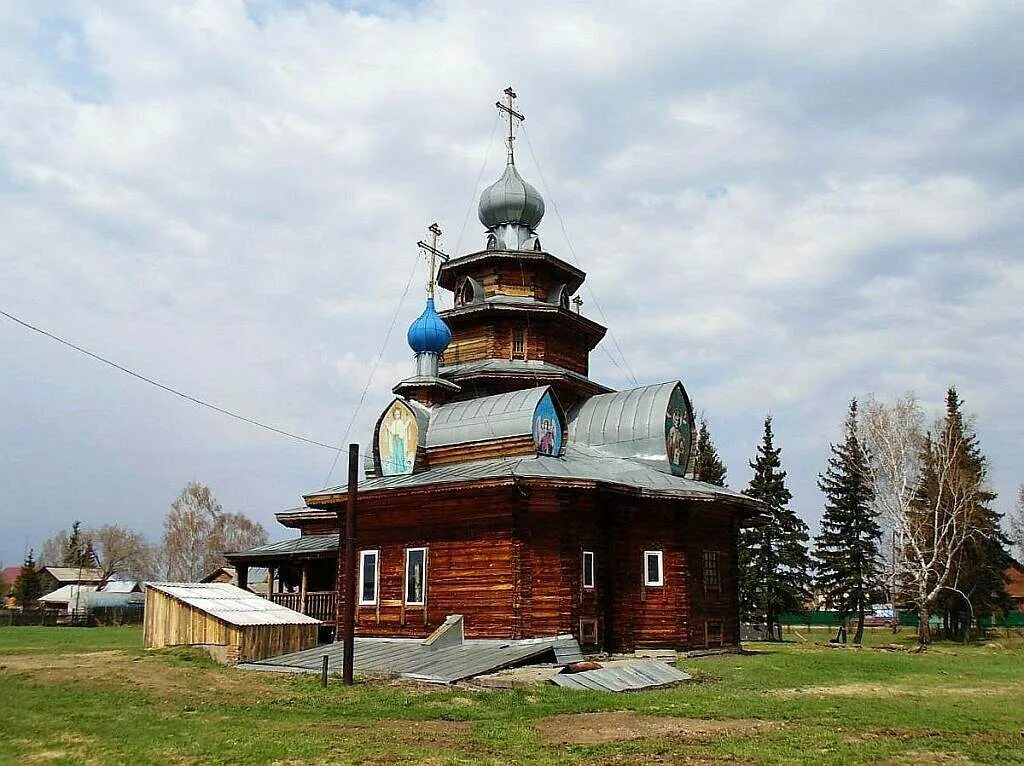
[478,163,545,230]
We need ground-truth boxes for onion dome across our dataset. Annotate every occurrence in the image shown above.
[406,297,452,354]
[478,163,545,230]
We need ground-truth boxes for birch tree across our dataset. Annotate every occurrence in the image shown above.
[861,393,984,643]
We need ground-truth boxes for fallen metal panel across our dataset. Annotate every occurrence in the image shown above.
[551,661,691,692]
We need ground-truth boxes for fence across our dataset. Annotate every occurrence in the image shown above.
[0,606,143,628]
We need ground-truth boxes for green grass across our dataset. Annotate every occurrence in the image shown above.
[1,626,1022,764]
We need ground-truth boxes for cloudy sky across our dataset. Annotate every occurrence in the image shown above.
[2,0,1022,566]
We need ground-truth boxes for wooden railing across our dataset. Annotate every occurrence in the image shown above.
[270,591,337,623]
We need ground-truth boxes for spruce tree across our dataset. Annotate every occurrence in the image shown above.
[740,415,812,640]
[813,400,882,644]
[939,388,1011,636]
[693,416,728,487]
[13,549,43,609]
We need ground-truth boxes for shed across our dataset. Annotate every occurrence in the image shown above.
[143,582,320,664]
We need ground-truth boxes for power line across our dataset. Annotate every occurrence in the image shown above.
[320,251,422,488]
[0,308,342,451]
[520,124,640,387]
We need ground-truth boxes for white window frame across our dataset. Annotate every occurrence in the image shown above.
[404,547,427,606]
[582,550,595,589]
[644,550,664,587]
[358,549,379,606]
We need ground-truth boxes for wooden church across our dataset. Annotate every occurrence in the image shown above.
[227,91,764,653]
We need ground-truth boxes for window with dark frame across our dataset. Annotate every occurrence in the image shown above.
[358,549,379,606]
[703,550,721,592]
[582,550,595,589]
[644,550,664,586]
[405,547,426,605]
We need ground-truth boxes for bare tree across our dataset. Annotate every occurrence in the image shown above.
[39,530,69,567]
[1009,485,1024,562]
[162,482,267,581]
[861,394,984,643]
[89,525,161,581]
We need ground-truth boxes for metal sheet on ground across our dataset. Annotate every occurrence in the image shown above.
[551,660,691,692]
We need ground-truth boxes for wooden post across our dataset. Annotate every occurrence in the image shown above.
[236,564,249,592]
[300,563,308,615]
[267,566,275,601]
[341,443,358,686]
[321,654,329,687]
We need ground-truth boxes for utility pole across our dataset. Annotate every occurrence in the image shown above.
[341,443,358,686]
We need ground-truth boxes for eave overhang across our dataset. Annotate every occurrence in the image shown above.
[441,302,607,347]
[437,249,586,293]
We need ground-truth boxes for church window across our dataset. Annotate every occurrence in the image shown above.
[644,550,664,587]
[703,550,720,592]
[582,551,595,589]
[405,547,427,605]
[358,549,379,605]
[512,328,526,358]
[458,279,475,306]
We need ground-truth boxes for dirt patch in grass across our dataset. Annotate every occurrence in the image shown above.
[536,711,776,746]
[875,751,979,765]
[774,681,1024,699]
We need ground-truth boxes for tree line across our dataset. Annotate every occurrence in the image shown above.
[692,386,1021,645]
[6,481,267,608]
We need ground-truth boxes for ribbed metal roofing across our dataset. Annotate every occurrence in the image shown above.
[426,386,550,448]
[438,359,611,394]
[308,444,758,509]
[145,582,321,627]
[478,163,545,229]
[569,381,678,460]
[43,567,105,583]
[226,534,338,560]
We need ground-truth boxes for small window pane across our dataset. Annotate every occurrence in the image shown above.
[703,550,720,591]
[644,550,663,586]
[405,548,426,605]
[359,551,378,605]
[582,551,595,589]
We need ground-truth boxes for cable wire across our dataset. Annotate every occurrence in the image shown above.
[319,252,422,488]
[520,124,640,387]
[0,308,342,451]
[453,110,502,260]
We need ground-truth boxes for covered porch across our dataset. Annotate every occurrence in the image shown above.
[225,535,339,625]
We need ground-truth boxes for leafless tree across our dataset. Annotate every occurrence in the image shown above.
[162,482,267,581]
[860,394,982,643]
[39,530,68,567]
[1009,485,1024,562]
[89,525,161,581]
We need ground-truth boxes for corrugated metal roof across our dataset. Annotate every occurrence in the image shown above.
[569,381,676,460]
[552,660,691,691]
[426,386,549,448]
[43,567,105,583]
[438,359,611,394]
[38,584,97,604]
[242,635,582,684]
[99,580,141,593]
[308,444,756,507]
[226,534,338,560]
[145,582,321,626]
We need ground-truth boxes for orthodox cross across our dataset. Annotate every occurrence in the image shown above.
[495,86,525,165]
[417,222,448,299]
[572,295,584,314]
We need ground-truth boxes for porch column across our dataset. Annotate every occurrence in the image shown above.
[267,566,275,602]
[236,564,249,592]
[300,563,309,614]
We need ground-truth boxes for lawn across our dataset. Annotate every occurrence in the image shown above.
[0,626,1022,765]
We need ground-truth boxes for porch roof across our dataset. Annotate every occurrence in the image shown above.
[226,534,338,563]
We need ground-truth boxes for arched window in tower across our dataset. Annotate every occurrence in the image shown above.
[486,233,498,250]
[457,279,475,307]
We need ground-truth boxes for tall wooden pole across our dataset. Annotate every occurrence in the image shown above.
[341,443,358,686]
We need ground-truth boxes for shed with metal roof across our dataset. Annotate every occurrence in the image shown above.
[143,582,320,664]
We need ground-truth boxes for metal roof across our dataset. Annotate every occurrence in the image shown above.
[98,580,141,593]
[551,660,691,692]
[438,359,611,394]
[242,635,583,684]
[426,386,550,448]
[43,567,105,583]
[308,443,757,508]
[145,582,321,627]
[38,584,97,604]
[569,381,678,461]
[225,534,338,560]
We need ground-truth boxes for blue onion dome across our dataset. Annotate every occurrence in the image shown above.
[407,297,452,354]
[478,163,545,230]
